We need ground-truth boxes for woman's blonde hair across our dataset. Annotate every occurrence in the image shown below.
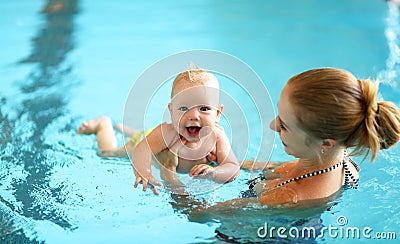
[287,68,400,162]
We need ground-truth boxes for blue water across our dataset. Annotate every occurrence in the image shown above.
[1,0,399,243]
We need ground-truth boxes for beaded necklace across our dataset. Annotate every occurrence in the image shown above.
[246,150,359,191]
[275,160,343,188]
[273,150,359,189]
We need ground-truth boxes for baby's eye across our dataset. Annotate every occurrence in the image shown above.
[279,122,287,130]
[199,106,210,112]
[178,106,188,111]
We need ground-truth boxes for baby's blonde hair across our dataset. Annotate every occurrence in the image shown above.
[287,68,400,162]
[171,65,219,99]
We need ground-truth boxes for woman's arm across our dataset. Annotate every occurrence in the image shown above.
[258,186,298,206]
[241,160,280,171]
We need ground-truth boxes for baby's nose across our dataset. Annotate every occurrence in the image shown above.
[187,108,200,120]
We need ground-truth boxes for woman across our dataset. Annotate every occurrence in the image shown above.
[184,67,400,243]
[240,67,400,206]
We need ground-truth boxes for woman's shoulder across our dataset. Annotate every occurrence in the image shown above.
[273,160,298,173]
[258,185,298,206]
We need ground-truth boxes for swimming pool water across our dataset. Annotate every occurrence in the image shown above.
[1,0,399,243]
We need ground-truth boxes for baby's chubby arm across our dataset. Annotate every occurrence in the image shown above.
[190,126,240,183]
[132,123,176,195]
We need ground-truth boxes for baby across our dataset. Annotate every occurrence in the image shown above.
[77,68,240,195]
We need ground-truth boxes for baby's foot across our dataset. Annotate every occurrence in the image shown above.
[77,116,111,135]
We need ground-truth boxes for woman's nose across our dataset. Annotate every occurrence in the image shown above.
[270,117,280,132]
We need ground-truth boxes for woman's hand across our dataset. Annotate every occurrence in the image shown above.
[206,151,217,162]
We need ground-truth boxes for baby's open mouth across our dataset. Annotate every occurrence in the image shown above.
[186,126,201,137]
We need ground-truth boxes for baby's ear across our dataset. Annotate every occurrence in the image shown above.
[168,103,172,113]
[216,104,224,121]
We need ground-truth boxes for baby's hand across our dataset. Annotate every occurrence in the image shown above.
[206,152,217,162]
[189,164,216,179]
[133,170,162,195]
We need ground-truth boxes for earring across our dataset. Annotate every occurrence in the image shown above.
[321,148,325,154]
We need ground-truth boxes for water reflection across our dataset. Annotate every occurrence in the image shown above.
[170,192,339,243]
[0,0,79,239]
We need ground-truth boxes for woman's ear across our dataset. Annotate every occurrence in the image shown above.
[321,139,337,153]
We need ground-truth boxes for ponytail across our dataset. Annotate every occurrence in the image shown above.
[346,79,379,161]
[375,101,400,149]
[349,79,400,161]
